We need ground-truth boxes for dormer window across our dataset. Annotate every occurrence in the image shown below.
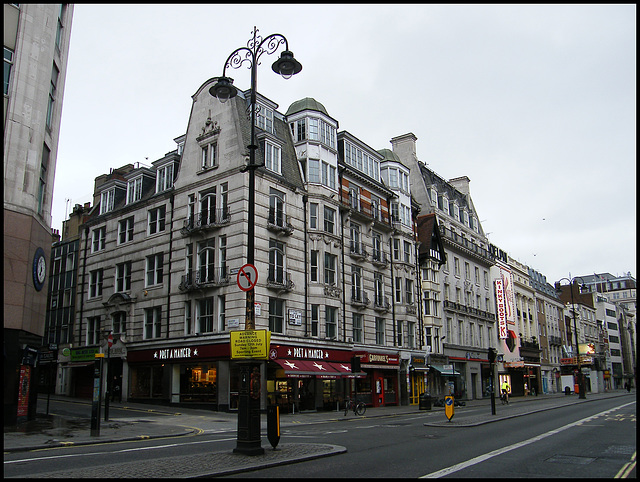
[156,163,174,192]
[265,140,282,174]
[100,188,115,215]
[256,104,274,134]
[126,176,143,205]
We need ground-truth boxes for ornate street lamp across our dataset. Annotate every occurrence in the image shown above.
[210,26,302,456]
[555,275,588,399]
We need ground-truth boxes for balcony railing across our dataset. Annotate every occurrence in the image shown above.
[520,338,540,350]
[349,241,368,260]
[373,294,390,312]
[267,208,294,235]
[371,249,388,267]
[443,299,496,321]
[267,268,294,291]
[181,208,230,235]
[439,226,495,263]
[179,267,230,291]
[351,289,370,308]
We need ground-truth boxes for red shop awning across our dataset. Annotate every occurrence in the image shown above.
[327,361,367,378]
[272,359,341,379]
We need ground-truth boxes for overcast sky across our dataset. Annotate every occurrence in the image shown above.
[53,4,636,285]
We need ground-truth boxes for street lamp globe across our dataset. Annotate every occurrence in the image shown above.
[271,50,302,79]
[209,76,238,103]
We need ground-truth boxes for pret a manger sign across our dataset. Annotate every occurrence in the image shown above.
[231,330,271,360]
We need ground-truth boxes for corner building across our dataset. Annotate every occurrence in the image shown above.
[73,80,421,412]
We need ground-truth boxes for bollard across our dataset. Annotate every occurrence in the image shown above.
[267,405,280,450]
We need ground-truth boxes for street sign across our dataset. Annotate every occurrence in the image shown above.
[237,264,258,291]
[108,334,114,348]
[230,330,271,359]
[445,395,455,421]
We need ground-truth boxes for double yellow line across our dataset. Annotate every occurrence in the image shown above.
[615,451,636,479]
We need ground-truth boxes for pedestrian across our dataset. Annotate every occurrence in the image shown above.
[112,376,121,402]
[625,381,631,393]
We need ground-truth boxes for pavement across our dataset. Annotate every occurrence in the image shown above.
[4,389,635,477]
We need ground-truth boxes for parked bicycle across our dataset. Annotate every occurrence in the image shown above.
[344,397,367,416]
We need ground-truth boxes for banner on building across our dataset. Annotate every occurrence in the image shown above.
[495,279,508,339]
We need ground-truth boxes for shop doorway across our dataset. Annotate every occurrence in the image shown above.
[409,372,426,405]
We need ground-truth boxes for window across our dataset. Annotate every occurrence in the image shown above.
[308,117,319,140]
[308,159,320,183]
[296,118,306,141]
[66,253,74,271]
[353,313,363,343]
[118,216,134,244]
[201,142,217,170]
[127,176,143,204]
[156,163,174,192]
[218,295,226,331]
[321,161,336,189]
[269,189,285,227]
[404,240,411,263]
[352,265,363,302]
[113,312,127,335]
[146,253,163,286]
[148,206,166,235]
[256,104,274,133]
[55,4,66,50]
[393,238,400,260]
[321,120,336,148]
[115,261,132,292]
[38,144,50,215]
[407,321,415,349]
[325,306,337,338]
[397,321,404,346]
[198,239,215,283]
[265,141,281,174]
[323,206,335,234]
[92,227,106,252]
[198,298,214,334]
[269,298,285,333]
[374,272,384,306]
[350,223,361,254]
[405,279,414,304]
[89,269,103,298]
[324,253,337,285]
[218,235,227,278]
[454,257,460,276]
[372,233,383,262]
[269,239,286,285]
[375,318,385,345]
[395,277,402,303]
[311,304,319,337]
[100,189,115,215]
[4,47,13,95]
[309,203,318,229]
[87,316,101,345]
[185,301,193,335]
[144,307,162,339]
[465,262,470,280]
[310,250,319,282]
[46,64,59,130]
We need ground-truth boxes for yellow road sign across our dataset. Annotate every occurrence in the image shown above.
[445,395,455,421]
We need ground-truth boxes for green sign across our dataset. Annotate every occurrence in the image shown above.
[70,346,100,362]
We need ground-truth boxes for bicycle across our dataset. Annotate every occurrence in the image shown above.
[500,389,509,405]
[343,398,367,416]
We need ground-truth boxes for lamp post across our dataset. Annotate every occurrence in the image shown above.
[555,275,587,399]
[209,27,302,456]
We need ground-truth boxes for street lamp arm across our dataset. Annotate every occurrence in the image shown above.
[221,30,289,77]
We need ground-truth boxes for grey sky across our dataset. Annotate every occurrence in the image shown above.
[53,4,636,284]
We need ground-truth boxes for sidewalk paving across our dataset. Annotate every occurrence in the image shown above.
[4,389,634,477]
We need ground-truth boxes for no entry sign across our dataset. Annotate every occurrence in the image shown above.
[237,264,258,291]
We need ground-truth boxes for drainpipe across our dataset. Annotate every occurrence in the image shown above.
[303,194,309,337]
[78,226,90,345]
[166,193,174,339]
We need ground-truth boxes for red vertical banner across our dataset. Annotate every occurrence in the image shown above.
[17,365,31,418]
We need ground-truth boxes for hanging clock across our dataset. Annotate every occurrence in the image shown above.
[33,247,46,291]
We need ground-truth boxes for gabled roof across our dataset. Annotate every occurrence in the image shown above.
[416,213,446,266]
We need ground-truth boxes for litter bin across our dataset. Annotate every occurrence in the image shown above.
[419,393,432,410]
[564,386,571,396]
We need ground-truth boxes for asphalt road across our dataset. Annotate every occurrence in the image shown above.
[225,397,636,478]
[4,396,636,478]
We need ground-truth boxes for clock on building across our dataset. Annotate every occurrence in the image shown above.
[33,247,46,291]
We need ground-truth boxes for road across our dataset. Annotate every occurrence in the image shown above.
[4,397,636,478]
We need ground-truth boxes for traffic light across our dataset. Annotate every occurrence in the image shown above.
[351,356,361,373]
[488,348,497,364]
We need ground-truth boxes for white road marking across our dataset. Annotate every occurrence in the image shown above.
[421,401,636,478]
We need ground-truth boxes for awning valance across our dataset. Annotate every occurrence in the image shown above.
[430,364,461,376]
[272,359,340,378]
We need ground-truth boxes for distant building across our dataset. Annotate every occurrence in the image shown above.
[4,4,73,425]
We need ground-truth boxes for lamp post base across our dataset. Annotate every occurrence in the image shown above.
[234,362,264,456]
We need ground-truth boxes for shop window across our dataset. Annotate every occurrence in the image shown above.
[181,364,217,403]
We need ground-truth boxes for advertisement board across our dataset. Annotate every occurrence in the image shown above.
[231,330,271,359]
